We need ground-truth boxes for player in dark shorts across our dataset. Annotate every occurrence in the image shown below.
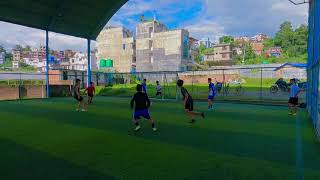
[131,84,157,132]
[288,79,302,116]
[177,79,205,123]
[74,79,87,112]
[208,78,216,111]
[84,82,95,104]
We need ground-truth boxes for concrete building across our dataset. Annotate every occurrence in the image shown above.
[96,27,135,73]
[0,52,5,64]
[12,60,19,69]
[251,42,264,55]
[69,52,87,71]
[251,33,269,42]
[204,44,234,66]
[66,52,97,71]
[136,20,194,72]
[266,46,282,58]
[12,50,21,62]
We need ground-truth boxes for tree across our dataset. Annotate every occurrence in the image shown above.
[23,45,32,52]
[274,21,295,57]
[219,36,234,44]
[0,45,6,53]
[294,24,308,55]
[263,39,275,51]
[14,44,23,51]
[194,44,208,64]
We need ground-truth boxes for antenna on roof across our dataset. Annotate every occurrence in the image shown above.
[153,11,157,21]
[140,15,145,22]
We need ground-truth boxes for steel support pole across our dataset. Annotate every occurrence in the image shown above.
[46,30,50,98]
[87,39,91,87]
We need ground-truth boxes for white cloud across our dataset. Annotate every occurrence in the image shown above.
[185,20,226,42]
[271,1,308,17]
[0,0,310,51]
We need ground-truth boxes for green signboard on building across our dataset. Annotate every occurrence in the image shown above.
[100,59,113,68]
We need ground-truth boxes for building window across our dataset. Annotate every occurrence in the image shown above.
[222,46,227,51]
[149,40,153,50]
[123,44,126,50]
[150,54,154,64]
[222,54,227,58]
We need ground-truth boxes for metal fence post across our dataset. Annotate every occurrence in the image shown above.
[18,73,22,100]
[260,67,263,101]
[222,69,225,100]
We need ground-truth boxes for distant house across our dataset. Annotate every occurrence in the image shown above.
[251,42,264,55]
[251,33,269,42]
[267,47,282,58]
[0,52,5,64]
[204,44,234,66]
[12,60,19,69]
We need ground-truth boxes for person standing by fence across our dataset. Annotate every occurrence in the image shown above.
[155,81,162,98]
[208,78,216,111]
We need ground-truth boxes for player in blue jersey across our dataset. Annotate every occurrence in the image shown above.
[141,79,147,94]
[288,79,302,116]
[131,84,156,131]
[208,78,216,111]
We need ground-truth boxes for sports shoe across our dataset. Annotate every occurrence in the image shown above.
[152,128,157,132]
[189,119,196,124]
[81,109,87,112]
[288,112,293,115]
[201,112,205,119]
[134,125,141,131]
[76,109,80,112]
[293,113,297,116]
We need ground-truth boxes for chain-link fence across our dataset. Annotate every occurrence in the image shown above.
[0,66,307,104]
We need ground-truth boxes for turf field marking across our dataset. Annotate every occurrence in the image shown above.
[295,115,304,180]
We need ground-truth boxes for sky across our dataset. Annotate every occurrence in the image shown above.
[0,0,309,52]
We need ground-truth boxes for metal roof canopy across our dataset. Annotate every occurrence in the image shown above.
[0,0,128,40]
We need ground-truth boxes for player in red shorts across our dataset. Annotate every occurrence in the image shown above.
[84,82,95,104]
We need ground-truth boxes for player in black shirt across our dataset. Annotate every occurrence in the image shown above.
[74,79,87,112]
[177,79,204,123]
[131,84,157,131]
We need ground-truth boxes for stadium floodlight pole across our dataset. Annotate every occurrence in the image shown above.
[87,39,91,87]
[45,30,50,98]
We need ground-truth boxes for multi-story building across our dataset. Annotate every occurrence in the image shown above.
[204,44,234,66]
[0,52,5,64]
[266,46,282,58]
[12,50,21,62]
[251,42,264,55]
[69,52,87,71]
[64,49,76,61]
[67,52,97,71]
[234,36,250,46]
[12,60,19,69]
[251,33,269,42]
[96,27,135,72]
[136,20,194,72]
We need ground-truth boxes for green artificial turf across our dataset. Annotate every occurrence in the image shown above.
[0,97,318,180]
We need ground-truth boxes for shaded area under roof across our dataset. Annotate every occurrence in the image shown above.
[0,0,128,40]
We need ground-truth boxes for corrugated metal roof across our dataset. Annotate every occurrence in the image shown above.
[0,0,128,40]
